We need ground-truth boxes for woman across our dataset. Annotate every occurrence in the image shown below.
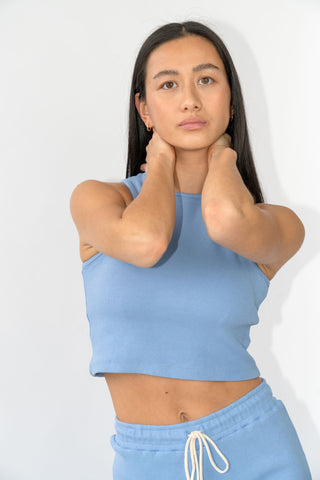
[70,21,312,480]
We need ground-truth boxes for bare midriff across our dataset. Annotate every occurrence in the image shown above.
[104,373,263,425]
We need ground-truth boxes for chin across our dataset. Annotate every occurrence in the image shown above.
[173,137,213,151]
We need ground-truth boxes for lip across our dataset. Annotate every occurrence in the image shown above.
[179,122,206,130]
[179,116,206,126]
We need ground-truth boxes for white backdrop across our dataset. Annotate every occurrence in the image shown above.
[1,1,319,479]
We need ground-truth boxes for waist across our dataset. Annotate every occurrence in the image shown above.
[104,373,263,425]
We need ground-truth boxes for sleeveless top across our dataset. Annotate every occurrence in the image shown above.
[81,172,270,381]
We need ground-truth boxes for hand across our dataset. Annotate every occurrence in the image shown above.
[207,133,234,165]
[140,128,176,174]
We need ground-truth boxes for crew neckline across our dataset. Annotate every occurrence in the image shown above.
[175,191,202,197]
[137,172,202,196]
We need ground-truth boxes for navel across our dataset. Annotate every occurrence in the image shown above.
[179,411,189,423]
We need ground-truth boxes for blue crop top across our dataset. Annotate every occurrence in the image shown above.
[81,172,270,381]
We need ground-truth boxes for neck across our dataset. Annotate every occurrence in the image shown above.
[173,147,209,194]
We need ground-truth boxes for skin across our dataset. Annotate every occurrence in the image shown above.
[135,34,234,193]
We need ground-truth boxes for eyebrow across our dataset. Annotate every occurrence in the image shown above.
[152,63,220,80]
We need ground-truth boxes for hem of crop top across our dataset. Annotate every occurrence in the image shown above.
[80,250,270,286]
[89,360,261,381]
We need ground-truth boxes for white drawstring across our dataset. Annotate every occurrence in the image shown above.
[184,430,229,479]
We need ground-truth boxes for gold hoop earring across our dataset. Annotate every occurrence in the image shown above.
[147,125,152,131]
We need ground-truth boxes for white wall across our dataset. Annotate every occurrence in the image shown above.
[1,0,319,478]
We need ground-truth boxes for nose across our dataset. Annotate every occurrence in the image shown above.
[180,83,202,111]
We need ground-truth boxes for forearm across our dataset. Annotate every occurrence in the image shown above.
[201,148,254,227]
[122,158,176,248]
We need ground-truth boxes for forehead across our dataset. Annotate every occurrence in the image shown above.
[145,35,226,80]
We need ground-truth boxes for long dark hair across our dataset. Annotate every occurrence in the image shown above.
[125,21,265,204]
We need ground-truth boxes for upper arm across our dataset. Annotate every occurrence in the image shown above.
[69,180,163,268]
[205,202,305,275]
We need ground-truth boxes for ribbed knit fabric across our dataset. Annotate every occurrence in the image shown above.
[81,172,270,380]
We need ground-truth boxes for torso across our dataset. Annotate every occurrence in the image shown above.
[79,181,277,426]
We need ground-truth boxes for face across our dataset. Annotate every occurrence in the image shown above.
[135,35,232,150]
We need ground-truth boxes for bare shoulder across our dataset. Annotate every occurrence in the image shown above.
[70,179,133,206]
[108,181,134,206]
[70,180,134,263]
[254,203,305,281]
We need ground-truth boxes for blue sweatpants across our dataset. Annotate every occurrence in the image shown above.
[110,378,312,479]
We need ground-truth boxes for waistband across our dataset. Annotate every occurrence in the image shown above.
[113,378,279,450]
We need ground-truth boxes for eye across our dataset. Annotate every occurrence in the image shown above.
[199,77,214,85]
[160,81,177,90]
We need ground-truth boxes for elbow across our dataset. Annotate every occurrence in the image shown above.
[140,237,168,268]
[203,202,244,241]
[134,236,169,269]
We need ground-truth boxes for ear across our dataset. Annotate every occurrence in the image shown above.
[135,92,152,128]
